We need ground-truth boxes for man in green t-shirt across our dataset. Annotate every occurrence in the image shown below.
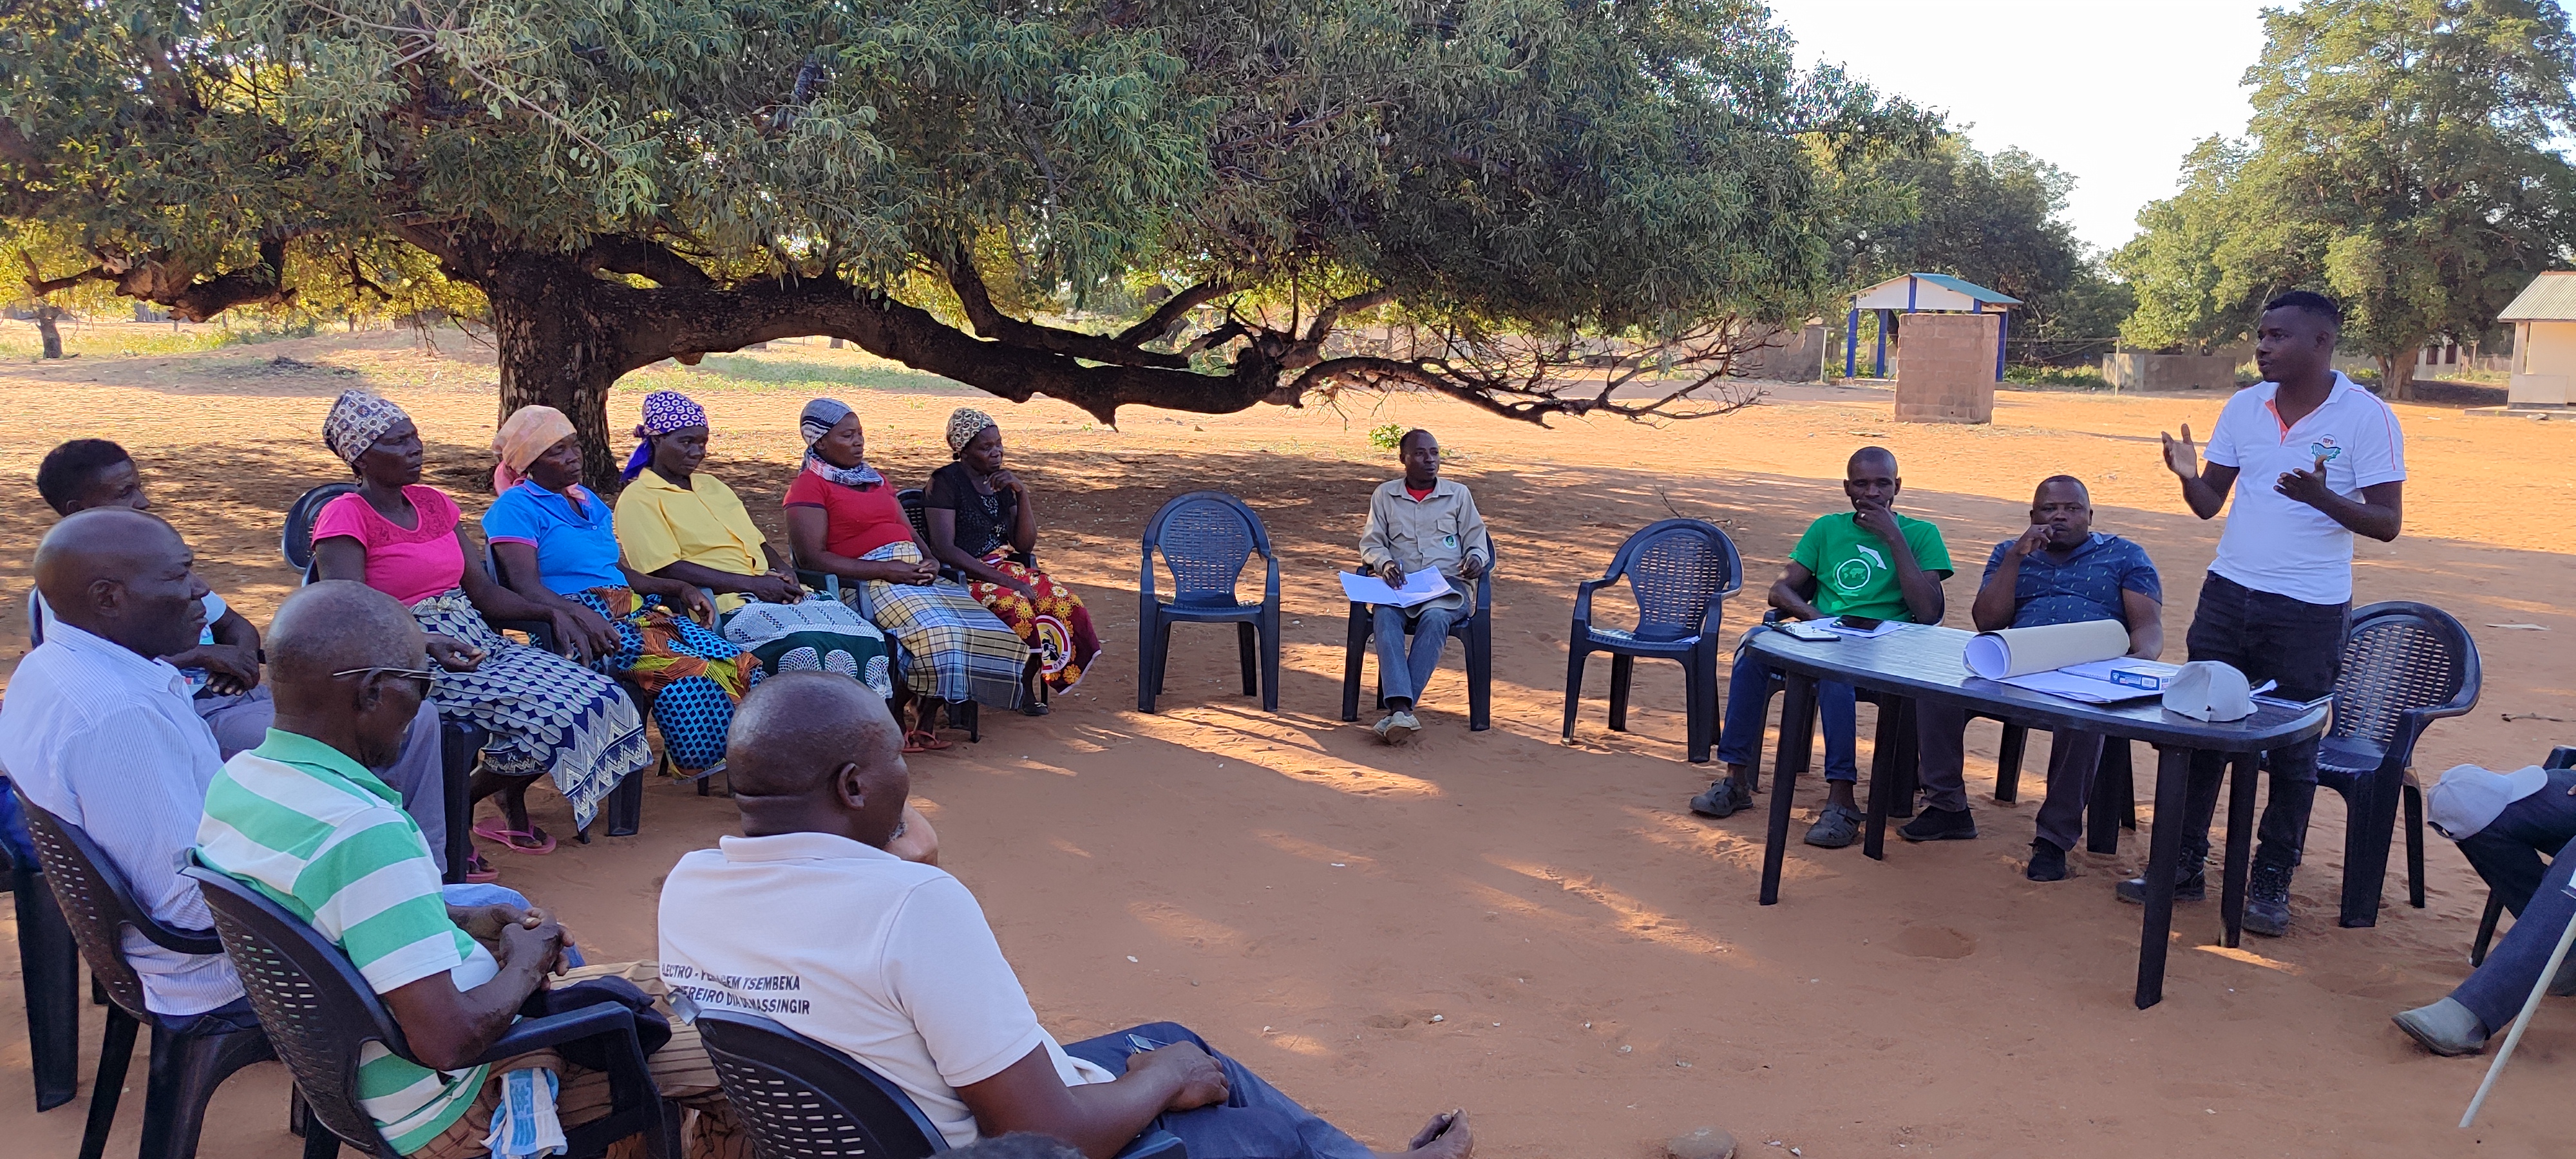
[1689,447,1951,848]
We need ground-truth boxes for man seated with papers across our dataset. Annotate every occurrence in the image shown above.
[1899,475,2163,882]
[1355,429,1491,743]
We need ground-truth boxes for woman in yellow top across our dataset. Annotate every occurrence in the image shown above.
[612,390,891,695]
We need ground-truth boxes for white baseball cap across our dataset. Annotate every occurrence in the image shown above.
[2425,764,2549,841]
[2163,661,2254,722]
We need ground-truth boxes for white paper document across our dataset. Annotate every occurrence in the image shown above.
[1340,568,1454,608]
[1820,617,1903,639]
[1995,659,2183,704]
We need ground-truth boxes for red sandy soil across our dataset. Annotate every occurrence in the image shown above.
[0,328,2572,1157]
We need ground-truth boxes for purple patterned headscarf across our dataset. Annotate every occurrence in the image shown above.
[622,390,708,481]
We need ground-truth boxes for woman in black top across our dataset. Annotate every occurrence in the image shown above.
[923,408,1102,709]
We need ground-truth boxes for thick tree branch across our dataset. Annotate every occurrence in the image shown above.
[579,236,713,287]
[940,245,1190,369]
[19,250,110,297]
[1115,279,1237,345]
[108,236,296,322]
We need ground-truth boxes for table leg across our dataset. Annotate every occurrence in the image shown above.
[2219,752,2260,948]
[1759,674,1819,906]
[2136,744,2192,1010]
[1862,697,1907,860]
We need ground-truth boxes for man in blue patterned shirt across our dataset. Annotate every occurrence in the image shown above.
[1897,476,2164,881]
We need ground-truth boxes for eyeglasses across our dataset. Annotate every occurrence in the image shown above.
[329,666,439,697]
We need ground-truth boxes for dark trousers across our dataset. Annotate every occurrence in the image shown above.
[1915,702,2105,851]
[1061,1022,1372,1159]
[2175,572,2347,870]
[2450,769,2576,1031]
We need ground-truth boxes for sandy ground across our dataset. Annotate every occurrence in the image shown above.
[1,328,2573,1158]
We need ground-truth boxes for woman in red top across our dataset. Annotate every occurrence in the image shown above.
[783,399,1028,749]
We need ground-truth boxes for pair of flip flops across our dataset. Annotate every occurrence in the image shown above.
[903,730,951,754]
[473,817,557,856]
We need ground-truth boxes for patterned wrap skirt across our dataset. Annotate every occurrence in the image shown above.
[571,587,755,775]
[717,598,895,699]
[967,554,1101,694]
[844,541,1028,708]
[411,590,651,831]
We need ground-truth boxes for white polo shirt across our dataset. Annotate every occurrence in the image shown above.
[2202,372,2406,605]
[657,832,1115,1149]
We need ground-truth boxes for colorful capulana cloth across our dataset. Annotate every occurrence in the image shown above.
[324,390,409,464]
[717,598,895,697]
[964,554,1098,695]
[409,590,650,829]
[622,390,708,482]
[842,541,1027,708]
[944,406,996,453]
[572,587,754,774]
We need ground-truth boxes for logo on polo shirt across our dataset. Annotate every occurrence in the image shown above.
[2308,437,2341,462]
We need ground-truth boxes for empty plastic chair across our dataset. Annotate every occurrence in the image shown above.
[1138,493,1281,714]
[1562,520,1742,763]
[2318,601,2481,928]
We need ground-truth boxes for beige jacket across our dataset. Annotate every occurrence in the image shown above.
[1358,477,1491,613]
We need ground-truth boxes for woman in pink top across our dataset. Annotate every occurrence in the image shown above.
[310,390,649,856]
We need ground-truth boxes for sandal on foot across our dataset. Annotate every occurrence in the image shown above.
[471,818,557,855]
[903,730,952,753]
[462,853,501,884]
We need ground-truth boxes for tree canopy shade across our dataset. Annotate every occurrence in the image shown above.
[0,0,1936,485]
[2111,0,2576,397]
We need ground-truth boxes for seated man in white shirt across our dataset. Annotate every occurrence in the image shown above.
[659,673,1475,1159]
[28,438,460,874]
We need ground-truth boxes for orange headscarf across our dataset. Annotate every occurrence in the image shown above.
[491,405,577,492]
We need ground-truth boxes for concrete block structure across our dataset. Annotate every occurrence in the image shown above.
[1894,312,2000,423]
[2102,352,2243,391]
[2497,272,2576,409]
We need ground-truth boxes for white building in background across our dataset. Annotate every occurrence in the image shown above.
[2497,272,2576,409]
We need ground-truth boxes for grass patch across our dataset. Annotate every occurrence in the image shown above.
[0,324,253,359]
[627,353,967,395]
[2004,364,2113,391]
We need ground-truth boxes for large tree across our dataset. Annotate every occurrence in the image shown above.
[2113,0,2576,396]
[1831,135,2130,356]
[0,0,1933,485]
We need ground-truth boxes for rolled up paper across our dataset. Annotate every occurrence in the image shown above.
[1962,619,2128,679]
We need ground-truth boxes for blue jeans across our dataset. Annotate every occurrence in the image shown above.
[1061,1022,1372,1159]
[1372,603,1458,710]
[2451,769,2576,1032]
[1714,640,1858,782]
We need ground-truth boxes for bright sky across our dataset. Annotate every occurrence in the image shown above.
[1765,0,2272,255]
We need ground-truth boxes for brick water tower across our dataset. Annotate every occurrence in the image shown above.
[1843,273,2020,423]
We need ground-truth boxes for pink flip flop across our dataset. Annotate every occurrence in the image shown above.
[471,818,557,856]
[462,853,502,883]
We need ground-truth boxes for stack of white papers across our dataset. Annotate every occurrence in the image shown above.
[1996,658,2182,704]
[1339,569,1453,608]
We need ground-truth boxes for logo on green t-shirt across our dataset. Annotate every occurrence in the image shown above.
[1792,512,1953,621]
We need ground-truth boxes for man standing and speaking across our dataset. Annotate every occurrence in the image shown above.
[2138,290,2405,935]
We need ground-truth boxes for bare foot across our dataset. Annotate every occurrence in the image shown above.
[1378,1109,1470,1158]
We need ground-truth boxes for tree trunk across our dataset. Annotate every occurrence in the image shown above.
[487,257,630,494]
[2375,353,2417,400]
[33,304,62,359]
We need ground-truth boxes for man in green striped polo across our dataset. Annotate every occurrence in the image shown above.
[196,581,742,1159]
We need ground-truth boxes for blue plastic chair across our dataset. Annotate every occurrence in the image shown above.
[690,1004,1182,1159]
[1560,520,1743,763]
[1340,543,1497,731]
[281,482,360,584]
[2319,600,2481,928]
[1138,492,1281,714]
[186,861,676,1159]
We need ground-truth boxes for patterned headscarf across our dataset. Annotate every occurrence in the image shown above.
[622,390,709,482]
[799,397,882,489]
[945,407,997,456]
[491,404,576,493]
[323,390,410,466]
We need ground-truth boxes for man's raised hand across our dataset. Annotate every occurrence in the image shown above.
[2004,523,2054,560]
[2161,423,2200,480]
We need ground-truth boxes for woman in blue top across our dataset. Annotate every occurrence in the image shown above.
[482,406,752,773]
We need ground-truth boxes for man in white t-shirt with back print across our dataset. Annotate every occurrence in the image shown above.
[2131,290,2405,937]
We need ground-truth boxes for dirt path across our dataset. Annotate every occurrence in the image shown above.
[0,332,2570,1157]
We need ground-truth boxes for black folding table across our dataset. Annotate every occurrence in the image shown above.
[1743,623,2331,1009]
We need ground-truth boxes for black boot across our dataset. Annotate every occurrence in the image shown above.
[2115,841,2208,904]
[2243,859,2294,937]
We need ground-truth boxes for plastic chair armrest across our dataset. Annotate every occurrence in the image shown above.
[794,569,840,599]
[1262,552,1282,605]
[1571,578,1609,625]
[128,914,225,957]
[468,1003,639,1068]
[1115,1129,1188,1159]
